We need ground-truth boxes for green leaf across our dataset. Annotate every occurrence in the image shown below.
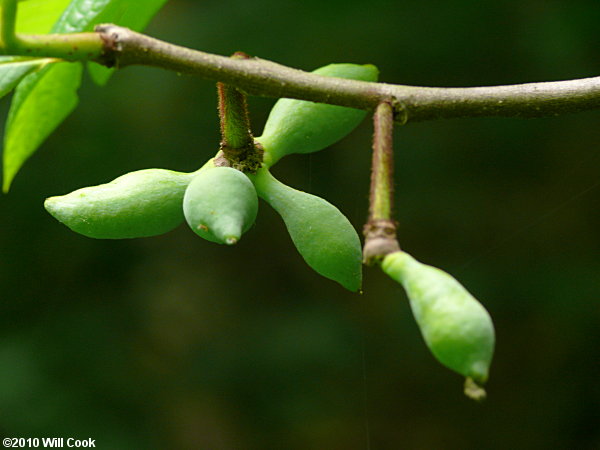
[87,0,170,85]
[3,62,82,192]
[0,0,70,97]
[0,57,53,100]
[52,0,168,34]
[15,0,72,33]
[2,0,171,190]
[51,0,112,33]
[51,0,168,70]
[93,0,170,30]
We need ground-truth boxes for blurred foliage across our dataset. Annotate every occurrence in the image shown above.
[1,0,599,448]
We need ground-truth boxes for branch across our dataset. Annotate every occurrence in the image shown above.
[13,33,105,60]
[94,25,600,123]
[3,23,600,123]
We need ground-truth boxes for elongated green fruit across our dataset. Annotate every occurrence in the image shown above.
[382,251,495,398]
[183,166,258,245]
[256,63,379,167]
[251,168,362,291]
[45,168,197,239]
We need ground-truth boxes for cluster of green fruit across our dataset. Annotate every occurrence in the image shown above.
[44,63,494,397]
[45,63,373,291]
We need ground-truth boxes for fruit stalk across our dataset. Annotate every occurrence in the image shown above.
[363,101,400,264]
[216,52,262,172]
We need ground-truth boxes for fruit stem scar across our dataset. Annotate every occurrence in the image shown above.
[391,98,409,125]
[363,101,400,265]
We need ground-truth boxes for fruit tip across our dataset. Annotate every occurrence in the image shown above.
[364,63,379,74]
[43,197,56,212]
[343,279,362,293]
[464,377,487,402]
[225,236,238,245]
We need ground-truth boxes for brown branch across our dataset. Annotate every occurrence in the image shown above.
[94,24,600,123]
[2,23,599,124]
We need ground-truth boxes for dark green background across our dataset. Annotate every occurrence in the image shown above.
[1,0,599,448]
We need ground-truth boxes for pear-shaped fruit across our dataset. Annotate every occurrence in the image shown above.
[382,251,495,397]
[251,168,362,291]
[45,168,196,239]
[257,63,379,167]
[183,166,258,245]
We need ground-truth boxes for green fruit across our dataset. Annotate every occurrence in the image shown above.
[45,168,197,239]
[183,166,258,245]
[251,168,362,291]
[256,63,379,167]
[382,251,495,392]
